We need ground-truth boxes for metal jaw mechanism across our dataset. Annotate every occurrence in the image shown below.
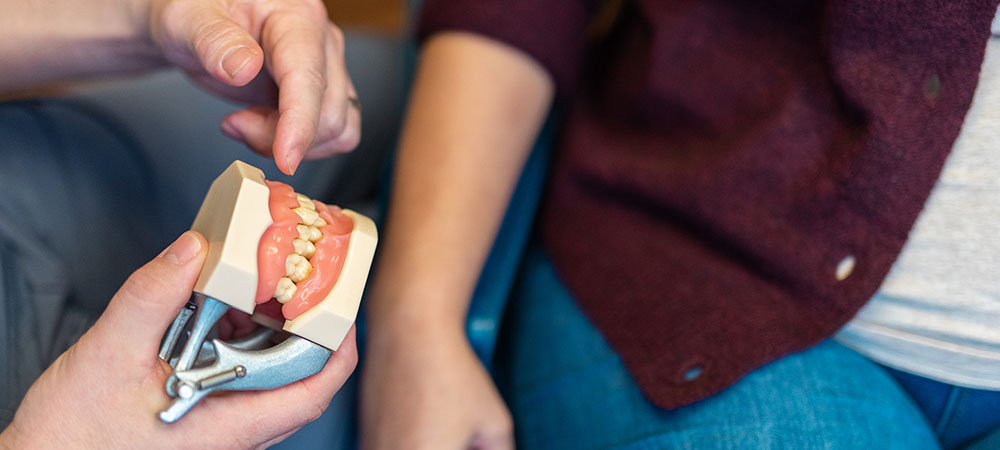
[157,293,332,423]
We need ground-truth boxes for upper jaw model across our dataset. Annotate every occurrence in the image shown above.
[157,161,377,423]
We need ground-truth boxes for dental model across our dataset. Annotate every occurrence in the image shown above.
[157,161,377,423]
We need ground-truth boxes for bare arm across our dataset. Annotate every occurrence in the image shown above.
[0,0,161,92]
[362,32,553,449]
[368,31,553,329]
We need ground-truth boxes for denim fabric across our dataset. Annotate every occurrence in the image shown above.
[494,246,1000,450]
[886,367,1000,449]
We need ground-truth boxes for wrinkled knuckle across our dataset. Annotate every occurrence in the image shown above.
[290,66,328,93]
[194,21,251,65]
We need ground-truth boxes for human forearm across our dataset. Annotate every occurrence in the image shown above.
[367,32,553,334]
[362,34,551,449]
[0,0,163,92]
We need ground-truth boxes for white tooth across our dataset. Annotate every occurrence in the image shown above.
[294,207,319,225]
[297,224,311,241]
[296,194,315,210]
[290,257,313,283]
[308,225,322,242]
[292,238,307,255]
[286,254,306,277]
[314,217,327,228]
[285,253,313,283]
[293,238,316,258]
[274,277,296,304]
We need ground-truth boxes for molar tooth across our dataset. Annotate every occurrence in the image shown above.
[314,217,327,228]
[308,225,322,242]
[274,277,296,304]
[285,253,313,282]
[288,255,313,283]
[294,207,319,225]
[293,238,316,258]
[297,224,311,241]
[296,194,316,210]
[286,254,306,277]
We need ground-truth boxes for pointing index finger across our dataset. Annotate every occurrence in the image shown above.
[261,9,329,175]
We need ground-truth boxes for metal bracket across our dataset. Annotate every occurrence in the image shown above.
[157,294,332,423]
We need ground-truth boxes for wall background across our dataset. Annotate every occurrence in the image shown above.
[325,0,408,35]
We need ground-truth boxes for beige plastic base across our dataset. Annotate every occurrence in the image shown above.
[191,161,272,314]
[190,161,378,350]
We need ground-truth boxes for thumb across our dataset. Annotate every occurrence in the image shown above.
[166,4,264,86]
[96,231,208,354]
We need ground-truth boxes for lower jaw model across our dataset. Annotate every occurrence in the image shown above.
[157,161,377,423]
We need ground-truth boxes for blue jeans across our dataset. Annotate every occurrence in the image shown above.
[493,246,1000,449]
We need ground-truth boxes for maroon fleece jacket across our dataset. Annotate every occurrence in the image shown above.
[419,0,1000,409]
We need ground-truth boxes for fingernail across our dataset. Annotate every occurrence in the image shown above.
[162,232,201,265]
[222,46,255,79]
[286,147,303,175]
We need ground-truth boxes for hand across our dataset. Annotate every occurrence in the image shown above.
[0,231,358,449]
[148,0,362,174]
[360,321,513,450]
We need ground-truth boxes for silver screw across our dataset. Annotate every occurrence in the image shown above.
[176,382,196,399]
[198,366,249,390]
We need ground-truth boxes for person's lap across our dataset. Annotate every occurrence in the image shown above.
[0,100,171,427]
[496,246,945,450]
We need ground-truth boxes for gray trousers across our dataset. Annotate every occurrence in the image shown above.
[0,99,165,424]
[0,33,402,447]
